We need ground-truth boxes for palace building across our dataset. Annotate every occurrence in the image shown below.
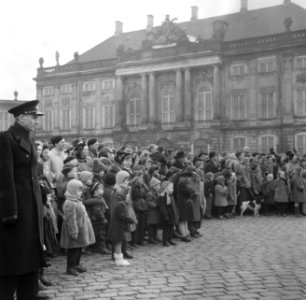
[34,0,306,154]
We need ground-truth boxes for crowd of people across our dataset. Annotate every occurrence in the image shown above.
[35,135,306,290]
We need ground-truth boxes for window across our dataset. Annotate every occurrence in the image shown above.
[195,85,213,121]
[42,86,54,96]
[232,137,246,151]
[128,95,141,125]
[83,107,95,129]
[258,60,275,73]
[295,56,306,69]
[230,63,247,76]
[60,109,71,130]
[260,90,276,119]
[102,104,115,128]
[60,84,72,94]
[231,93,246,120]
[44,111,53,131]
[295,89,306,116]
[82,81,96,92]
[296,133,306,155]
[101,79,115,90]
[161,87,175,123]
[0,111,10,131]
[259,135,276,153]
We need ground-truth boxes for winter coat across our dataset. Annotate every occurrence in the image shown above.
[214,184,228,207]
[146,190,161,225]
[291,174,306,203]
[204,160,220,174]
[0,123,44,275]
[227,177,237,206]
[158,194,178,225]
[131,182,149,212]
[108,192,136,243]
[176,177,195,221]
[261,181,275,205]
[192,179,202,222]
[60,194,95,249]
[274,178,290,203]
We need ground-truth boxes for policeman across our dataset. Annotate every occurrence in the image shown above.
[0,100,49,299]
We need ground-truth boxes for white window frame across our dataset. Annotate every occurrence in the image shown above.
[42,86,54,96]
[127,95,141,125]
[231,93,247,120]
[295,55,306,69]
[44,111,53,131]
[101,79,115,90]
[259,135,277,153]
[230,63,247,76]
[82,81,96,92]
[60,84,72,94]
[195,84,213,121]
[101,104,115,128]
[295,133,306,155]
[161,87,176,123]
[259,89,276,119]
[295,89,306,117]
[232,136,247,151]
[82,106,96,129]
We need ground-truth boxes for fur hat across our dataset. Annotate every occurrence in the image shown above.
[150,176,161,188]
[87,138,98,147]
[103,172,116,186]
[65,179,83,197]
[92,158,106,174]
[78,171,93,185]
[62,163,76,176]
[50,135,63,145]
[115,170,130,185]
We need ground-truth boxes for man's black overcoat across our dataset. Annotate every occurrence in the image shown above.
[0,122,44,275]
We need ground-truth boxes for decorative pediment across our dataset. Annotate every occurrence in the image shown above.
[142,15,189,50]
[125,81,141,98]
[193,67,214,86]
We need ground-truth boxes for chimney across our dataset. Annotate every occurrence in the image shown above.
[191,6,198,21]
[240,0,248,12]
[284,0,291,4]
[115,21,123,36]
[147,14,154,31]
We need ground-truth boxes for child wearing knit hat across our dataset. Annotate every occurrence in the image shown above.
[60,179,95,276]
[158,181,177,246]
[108,171,137,267]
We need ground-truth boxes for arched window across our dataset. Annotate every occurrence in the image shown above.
[127,93,141,125]
[295,133,306,155]
[195,85,213,121]
[259,135,277,153]
[161,87,175,123]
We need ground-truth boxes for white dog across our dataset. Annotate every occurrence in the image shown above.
[240,200,262,216]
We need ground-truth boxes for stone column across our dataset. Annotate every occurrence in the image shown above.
[141,73,148,124]
[149,72,156,123]
[184,68,191,121]
[214,64,221,120]
[176,69,183,122]
[116,76,125,127]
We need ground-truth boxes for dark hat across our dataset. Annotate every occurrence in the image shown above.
[103,172,116,186]
[209,151,217,159]
[92,158,106,174]
[8,100,44,117]
[62,163,76,176]
[175,151,185,159]
[72,138,86,149]
[50,135,64,145]
[87,138,98,147]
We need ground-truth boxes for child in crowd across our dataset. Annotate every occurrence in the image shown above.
[204,172,214,219]
[225,171,237,217]
[274,170,290,217]
[108,171,137,266]
[60,179,95,276]
[158,181,177,246]
[214,175,228,219]
[261,173,275,215]
[147,177,162,244]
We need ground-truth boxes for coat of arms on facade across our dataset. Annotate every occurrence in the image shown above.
[142,15,189,50]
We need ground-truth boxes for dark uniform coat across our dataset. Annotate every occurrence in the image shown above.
[0,123,44,275]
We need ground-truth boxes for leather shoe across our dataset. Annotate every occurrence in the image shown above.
[163,241,170,247]
[123,252,133,259]
[168,240,177,246]
[40,276,53,287]
[66,267,79,276]
[75,265,87,273]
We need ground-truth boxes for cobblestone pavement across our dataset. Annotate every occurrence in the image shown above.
[42,216,306,300]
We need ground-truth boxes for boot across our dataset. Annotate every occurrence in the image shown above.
[122,241,133,259]
[40,268,53,287]
[114,253,130,267]
[97,241,111,255]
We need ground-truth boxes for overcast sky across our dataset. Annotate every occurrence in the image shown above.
[0,0,305,100]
